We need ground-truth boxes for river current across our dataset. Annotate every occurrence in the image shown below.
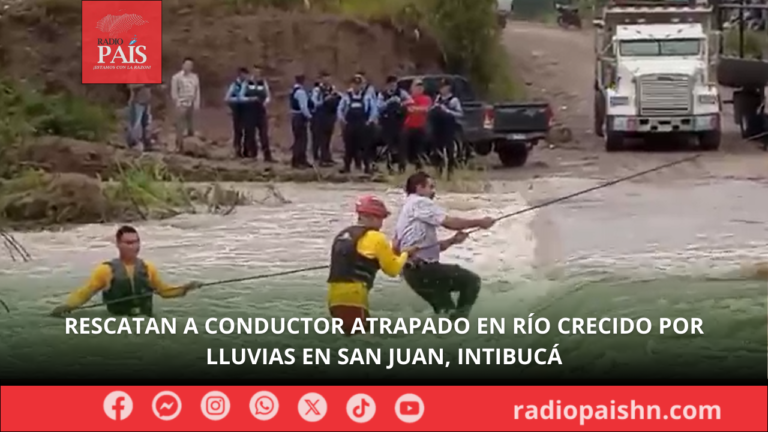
[0,179,766,379]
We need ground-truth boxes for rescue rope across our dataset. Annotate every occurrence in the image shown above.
[470,154,700,233]
[0,298,9,313]
[54,154,700,315]
[69,265,331,313]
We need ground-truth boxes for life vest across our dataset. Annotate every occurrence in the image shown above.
[345,91,368,124]
[244,79,268,103]
[101,259,153,316]
[289,85,314,113]
[326,226,381,289]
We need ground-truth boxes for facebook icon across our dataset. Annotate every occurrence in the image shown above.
[103,391,133,421]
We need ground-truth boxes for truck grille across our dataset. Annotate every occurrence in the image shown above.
[637,74,692,116]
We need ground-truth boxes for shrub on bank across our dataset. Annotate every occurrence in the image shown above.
[724,28,766,59]
[0,78,114,146]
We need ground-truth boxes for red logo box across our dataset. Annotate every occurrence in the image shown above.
[81,0,162,84]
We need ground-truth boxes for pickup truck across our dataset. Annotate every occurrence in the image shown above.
[393,74,552,167]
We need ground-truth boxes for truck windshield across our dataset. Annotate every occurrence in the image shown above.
[619,39,701,57]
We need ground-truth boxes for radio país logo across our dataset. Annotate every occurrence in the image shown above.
[81,0,162,84]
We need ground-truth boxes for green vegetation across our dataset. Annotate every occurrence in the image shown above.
[0,161,251,228]
[724,28,768,59]
[0,78,248,228]
[331,0,522,99]
[0,78,114,146]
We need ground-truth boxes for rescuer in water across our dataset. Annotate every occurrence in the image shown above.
[326,196,418,334]
[50,226,201,317]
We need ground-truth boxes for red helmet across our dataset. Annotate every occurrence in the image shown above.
[355,195,390,218]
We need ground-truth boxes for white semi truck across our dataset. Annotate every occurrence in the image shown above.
[593,0,722,151]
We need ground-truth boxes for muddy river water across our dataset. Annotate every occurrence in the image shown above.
[0,178,765,380]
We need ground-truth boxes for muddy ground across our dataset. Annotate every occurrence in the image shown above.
[500,21,768,184]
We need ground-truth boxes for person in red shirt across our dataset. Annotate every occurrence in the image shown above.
[401,79,432,171]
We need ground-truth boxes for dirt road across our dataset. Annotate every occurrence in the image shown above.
[500,21,768,182]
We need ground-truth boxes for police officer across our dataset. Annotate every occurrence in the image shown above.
[224,68,249,158]
[428,78,463,176]
[337,75,377,174]
[357,70,378,101]
[289,74,313,169]
[241,65,274,162]
[377,75,411,173]
[310,71,341,166]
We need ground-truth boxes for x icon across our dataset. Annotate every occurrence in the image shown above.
[304,399,320,415]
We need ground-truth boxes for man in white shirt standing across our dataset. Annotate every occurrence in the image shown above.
[171,57,201,151]
[393,171,495,319]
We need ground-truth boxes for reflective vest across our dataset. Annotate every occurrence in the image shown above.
[244,79,268,104]
[326,226,381,289]
[101,259,153,316]
[289,86,314,113]
[345,92,368,124]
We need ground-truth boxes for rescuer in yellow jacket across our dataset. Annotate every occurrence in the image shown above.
[327,195,417,334]
[50,225,201,317]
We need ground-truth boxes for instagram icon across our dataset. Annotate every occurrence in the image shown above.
[200,391,230,421]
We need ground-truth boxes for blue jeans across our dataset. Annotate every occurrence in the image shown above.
[126,103,151,150]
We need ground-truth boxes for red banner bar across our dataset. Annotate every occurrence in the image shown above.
[1,386,765,431]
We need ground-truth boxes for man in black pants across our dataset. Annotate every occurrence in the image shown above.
[377,75,411,174]
[428,79,464,176]
[310,71,341,166]
[289,74,313,169]
[242,65,274,162]
[393,171,495,319]
[224,68,249,158]
[337,75,376,174]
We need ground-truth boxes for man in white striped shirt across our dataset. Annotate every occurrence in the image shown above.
[393,171,495,319]
[171,57,201,150]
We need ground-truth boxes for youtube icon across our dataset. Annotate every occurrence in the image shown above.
[395,394,424,423]
[400,401,419,415]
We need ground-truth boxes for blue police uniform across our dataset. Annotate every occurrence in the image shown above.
[377,86,411,173]
[224,78,247,157]
[289,83,314,168]
[241,77,273,161]
[337,89,376,173]
[310,83,341,165]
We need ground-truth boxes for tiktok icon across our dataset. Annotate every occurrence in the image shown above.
[346,394,376,423]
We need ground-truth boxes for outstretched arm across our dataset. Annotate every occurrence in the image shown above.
[145,261,196,298]
[64,264,112,308]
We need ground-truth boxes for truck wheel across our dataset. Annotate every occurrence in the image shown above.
[496,141,529,167]
[605,132,624,152]
[734,90,763,138]
[473,140,493,156]
[698,131,721,151]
